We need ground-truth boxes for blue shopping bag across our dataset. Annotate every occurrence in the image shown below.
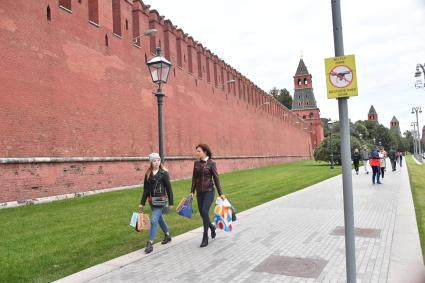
[129,212,138,228]
[177,195,193,219]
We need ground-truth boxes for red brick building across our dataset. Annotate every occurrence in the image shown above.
[0,0,317,204]
[291,59,324,149]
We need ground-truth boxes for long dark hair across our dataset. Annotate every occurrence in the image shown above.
[196,143,212,158]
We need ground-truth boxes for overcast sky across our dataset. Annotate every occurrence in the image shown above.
[149,0,425,136]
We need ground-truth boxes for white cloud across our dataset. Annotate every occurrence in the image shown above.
[150,0,425,135]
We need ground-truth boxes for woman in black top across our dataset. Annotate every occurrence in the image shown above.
[139,153,174,254]
[190,144,225,247]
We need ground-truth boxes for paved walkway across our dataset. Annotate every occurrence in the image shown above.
[56,158,425,283]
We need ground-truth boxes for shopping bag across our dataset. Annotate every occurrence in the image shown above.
[214,197,233,232]
[136,212,151,232]
[228,200,237,222]
[129,212,138,228]
[175,197,187,213]
[178,194,193,219]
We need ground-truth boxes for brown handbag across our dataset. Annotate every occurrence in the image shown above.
[136,212,151,232]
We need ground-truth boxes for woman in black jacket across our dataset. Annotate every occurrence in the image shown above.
[139,153,174,254]
[190,144,225,247]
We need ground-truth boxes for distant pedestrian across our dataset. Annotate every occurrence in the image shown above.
[388,149,397,171]
[190,144,225,248]
[361,145,369,174]
[352,148,361,174]
[379,147,387,179]
[369,147,381,184]
[399,151,403,167]
[139,153,174,254]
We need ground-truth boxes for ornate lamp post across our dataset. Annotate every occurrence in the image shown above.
[328,120,334,169]
[147,47,172,162]
[411,121,418,155]
[411,106,422,157]
[415,63,425,89]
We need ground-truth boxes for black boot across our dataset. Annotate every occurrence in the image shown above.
[161,233,172,245]
[210,225,216,239]
[200,234,208,248]
[145,241,153,254]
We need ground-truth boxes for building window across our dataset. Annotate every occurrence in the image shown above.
[88,0,99,24]
[206,59,210,82]
[132,9,140,46]
[105,34,109,46]
[187,46,193,73]
[304,78,308,85]
[47,6,51,21]
[298,79,302,86]
[176,38,182,67]
[112,0,121,36]
[125,19,129,30]
[197,52,202,78]
[59,0,71,11]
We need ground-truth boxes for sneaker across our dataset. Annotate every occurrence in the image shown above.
[377,181,382,184]
[161,234,172,245]
[145,241,153,254]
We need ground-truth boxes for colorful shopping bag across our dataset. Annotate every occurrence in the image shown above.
[135,212,151,232]
[214,197,233,232]
[178,194,193,219]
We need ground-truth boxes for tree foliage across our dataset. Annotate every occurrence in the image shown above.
[269,87,293,109]
[314,119,414,163]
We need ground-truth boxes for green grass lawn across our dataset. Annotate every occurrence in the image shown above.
[407,156,425,262]
[0,160,340,283]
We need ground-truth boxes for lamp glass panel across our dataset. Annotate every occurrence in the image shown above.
[149,63,161,83]
[161,64,171,83]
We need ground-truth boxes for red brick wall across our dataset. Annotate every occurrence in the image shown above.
[0,0,313,203]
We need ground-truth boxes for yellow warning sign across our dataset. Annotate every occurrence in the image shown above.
[325,55,358,99]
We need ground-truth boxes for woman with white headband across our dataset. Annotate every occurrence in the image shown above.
[139,153,174,254]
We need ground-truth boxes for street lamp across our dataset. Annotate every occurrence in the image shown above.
[147,47,172,162]
[328,120,334,169]
[411,122,418,155]
[415,63,425,89]
[133,28,157,46]
[411,106,422,156]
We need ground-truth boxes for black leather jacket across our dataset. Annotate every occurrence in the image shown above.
[140,170,173,206]
[190,159,223,195]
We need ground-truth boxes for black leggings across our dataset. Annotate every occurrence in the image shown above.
[381,167,385,178]
[196,191,215,236]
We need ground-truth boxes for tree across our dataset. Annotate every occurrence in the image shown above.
[269,87,293,109]
[278,88,293,109]
[314,118,414,163]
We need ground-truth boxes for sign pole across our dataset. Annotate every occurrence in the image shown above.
[331,1,357,282]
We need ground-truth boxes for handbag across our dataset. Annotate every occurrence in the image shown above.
[150,173,167,207]
[135,212,151,232]
[178,194,193,218]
